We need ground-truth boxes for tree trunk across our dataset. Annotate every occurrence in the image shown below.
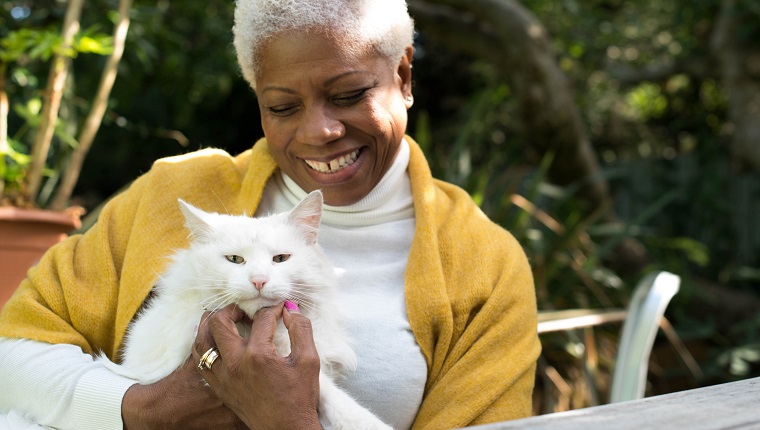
[0,68,8,199]
[711,0,760,172]
[410,0,607,208]
[50,0,133,211]
[23,0,84,205]
[409,0,649,273]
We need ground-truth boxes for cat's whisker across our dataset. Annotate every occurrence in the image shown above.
[211,189,232,215]
[286,283,323,291]
[283,294,317,311]
[198,308,225,328]
[173,285,225,294]
[205,291,238,308]
[199,289,240,311]
[288,282,323,289]
[286,290,321,302]
[292,294,316,304]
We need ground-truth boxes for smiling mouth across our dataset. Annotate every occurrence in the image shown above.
[303,149,359,174]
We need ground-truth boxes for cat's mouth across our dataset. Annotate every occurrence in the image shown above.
[238,297,279,317]
[303,149,360,174]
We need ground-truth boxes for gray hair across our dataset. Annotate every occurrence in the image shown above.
[233,0,415,91]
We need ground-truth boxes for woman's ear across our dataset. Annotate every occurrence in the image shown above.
[397,45,414,107]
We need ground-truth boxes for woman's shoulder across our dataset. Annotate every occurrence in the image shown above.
[93,143,262,223]
[427,178,526,262]
[149,147,253,181]
[431,179,508,232]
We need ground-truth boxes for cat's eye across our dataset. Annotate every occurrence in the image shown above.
[225,255,245,264]
[273,254,291,263]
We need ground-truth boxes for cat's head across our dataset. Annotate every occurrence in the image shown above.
[172,190,336,318]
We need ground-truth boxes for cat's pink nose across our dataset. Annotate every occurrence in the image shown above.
[250,275,268,291]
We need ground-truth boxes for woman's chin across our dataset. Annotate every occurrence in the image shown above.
[299,163,374,205]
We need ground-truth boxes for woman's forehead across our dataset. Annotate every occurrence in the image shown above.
[256,32,390,89]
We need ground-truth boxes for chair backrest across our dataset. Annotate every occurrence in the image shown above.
[609,271,681,403]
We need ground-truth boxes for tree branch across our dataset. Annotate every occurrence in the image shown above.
[23,0,84,205]
[50,0,133,211]
[608,57,718,87]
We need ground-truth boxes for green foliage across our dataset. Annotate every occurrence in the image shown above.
[623,83,668,120]
[0,138,30,189]
[413,0,759,409]
[0,26,113,63]
[11,98,79,150]
[0,4,114,206]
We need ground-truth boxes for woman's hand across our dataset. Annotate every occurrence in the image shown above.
[121,355,247,429]
[193,302,322,430]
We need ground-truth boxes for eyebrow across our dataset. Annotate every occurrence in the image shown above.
[260,70,372,96]
[323,70,370,87]
[260,87,294,96]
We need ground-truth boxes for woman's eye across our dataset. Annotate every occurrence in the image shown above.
[333,89,368,105]
[225,255,245,264]
[273,254,291,263]
[268,105,298,116]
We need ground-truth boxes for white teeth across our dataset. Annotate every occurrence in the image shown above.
[305,149,359,174]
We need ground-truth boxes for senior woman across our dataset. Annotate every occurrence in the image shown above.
[0,0,540,428]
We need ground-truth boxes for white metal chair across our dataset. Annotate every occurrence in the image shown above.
[537,270,681,404]
[609,271,680,402]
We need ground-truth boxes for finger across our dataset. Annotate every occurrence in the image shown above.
[282,301,318,363]
[192,310,226,384]
[247,303,284,354]
[207,304,249,359]
[193,310,217,357]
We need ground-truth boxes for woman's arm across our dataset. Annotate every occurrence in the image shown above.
[0,338,135,430]
[121,358,247,430]
[0,338,248,430]
[0,155,254,429]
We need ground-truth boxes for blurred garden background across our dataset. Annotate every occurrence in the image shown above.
[2,0,759,416]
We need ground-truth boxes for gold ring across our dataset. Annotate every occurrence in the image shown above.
[198,347,220,371]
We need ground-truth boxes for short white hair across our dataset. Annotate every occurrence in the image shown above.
[233,0,415,91]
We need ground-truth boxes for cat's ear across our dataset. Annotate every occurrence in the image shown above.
[177,199,214,242]
[288,190,323,245]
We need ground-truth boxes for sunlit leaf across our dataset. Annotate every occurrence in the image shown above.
[75,36,114,55]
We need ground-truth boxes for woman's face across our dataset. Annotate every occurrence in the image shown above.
[255,32,414,206]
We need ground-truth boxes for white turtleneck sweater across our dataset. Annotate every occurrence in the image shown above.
[0,140,427,430]
[256,139,426,429]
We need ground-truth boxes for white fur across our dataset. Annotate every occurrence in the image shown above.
[99,191,391,430]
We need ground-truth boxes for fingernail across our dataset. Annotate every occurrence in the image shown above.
[193,324,198,339]
[284,300,300,312]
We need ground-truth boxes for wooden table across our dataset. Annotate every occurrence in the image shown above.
[467,377,760,429]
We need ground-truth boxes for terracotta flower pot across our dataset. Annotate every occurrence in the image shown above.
[0,206,83,308]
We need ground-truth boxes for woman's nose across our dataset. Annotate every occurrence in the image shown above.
[295,104,345,145]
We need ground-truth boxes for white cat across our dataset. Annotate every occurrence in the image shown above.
[100,190,391,430]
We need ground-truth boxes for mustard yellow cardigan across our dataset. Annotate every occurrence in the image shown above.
[0,137,540,429]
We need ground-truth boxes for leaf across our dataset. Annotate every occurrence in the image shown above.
[54,121,79,149]
[12,99,42,127]
[75,36,115,56]
[1,138,31,183]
